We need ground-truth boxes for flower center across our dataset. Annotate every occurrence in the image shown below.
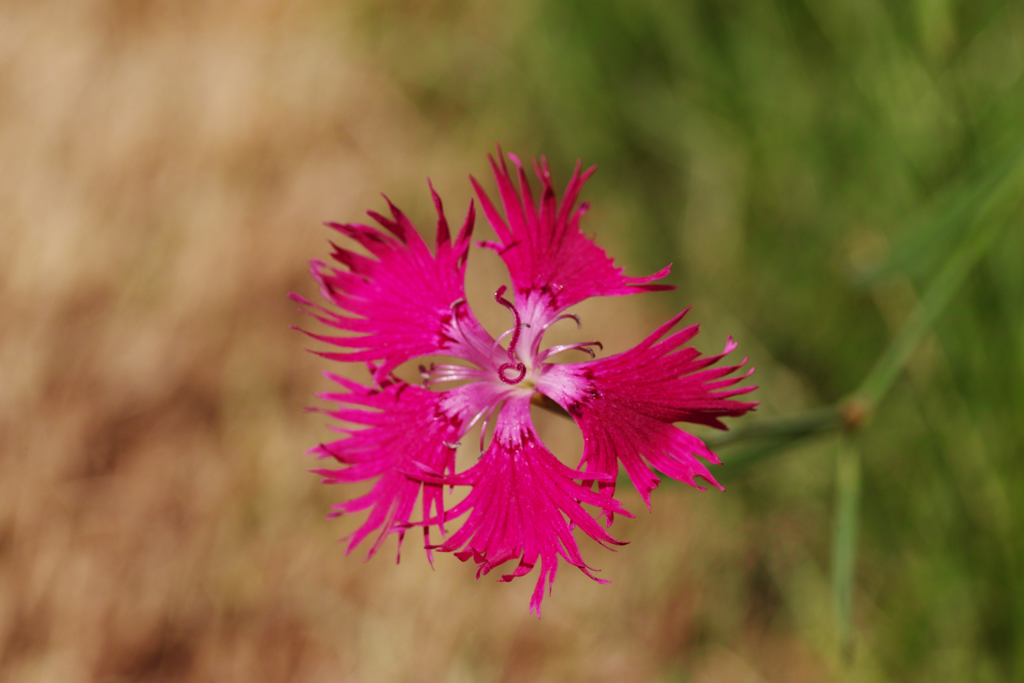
[494,285,527,385]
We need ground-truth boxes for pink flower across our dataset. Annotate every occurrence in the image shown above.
[294,151,757,615]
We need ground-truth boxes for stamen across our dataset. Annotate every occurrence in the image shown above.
[537,340,604,363]
[494,285,527,385]
[531,313,582,357]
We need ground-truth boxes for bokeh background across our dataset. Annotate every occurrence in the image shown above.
[2,0,1023,680]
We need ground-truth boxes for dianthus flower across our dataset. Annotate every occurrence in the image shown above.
[293,150,757,615]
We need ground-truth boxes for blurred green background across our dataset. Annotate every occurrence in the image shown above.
[2,0,1021,681]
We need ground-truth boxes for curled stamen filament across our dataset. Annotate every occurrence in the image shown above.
[537,341,604,363]
[531,313,582,358]
[494,285,526,385]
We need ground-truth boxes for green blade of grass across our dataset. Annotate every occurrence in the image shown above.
[855,152,1024,409]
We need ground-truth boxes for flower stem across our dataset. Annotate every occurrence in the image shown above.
[832,438,862,664]
[705,406,842,448]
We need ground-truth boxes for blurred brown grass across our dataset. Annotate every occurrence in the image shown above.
[0,1,826,681]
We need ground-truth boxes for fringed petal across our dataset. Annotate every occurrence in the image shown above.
[536,310,758,520]
[311,375,466,561]
[471,149,672,340]
[293,185,498,384]
[432,396,631,617]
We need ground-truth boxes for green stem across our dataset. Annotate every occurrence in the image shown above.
[712,407,843,471]
[832,438,862,664]
[705,406,842,448]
